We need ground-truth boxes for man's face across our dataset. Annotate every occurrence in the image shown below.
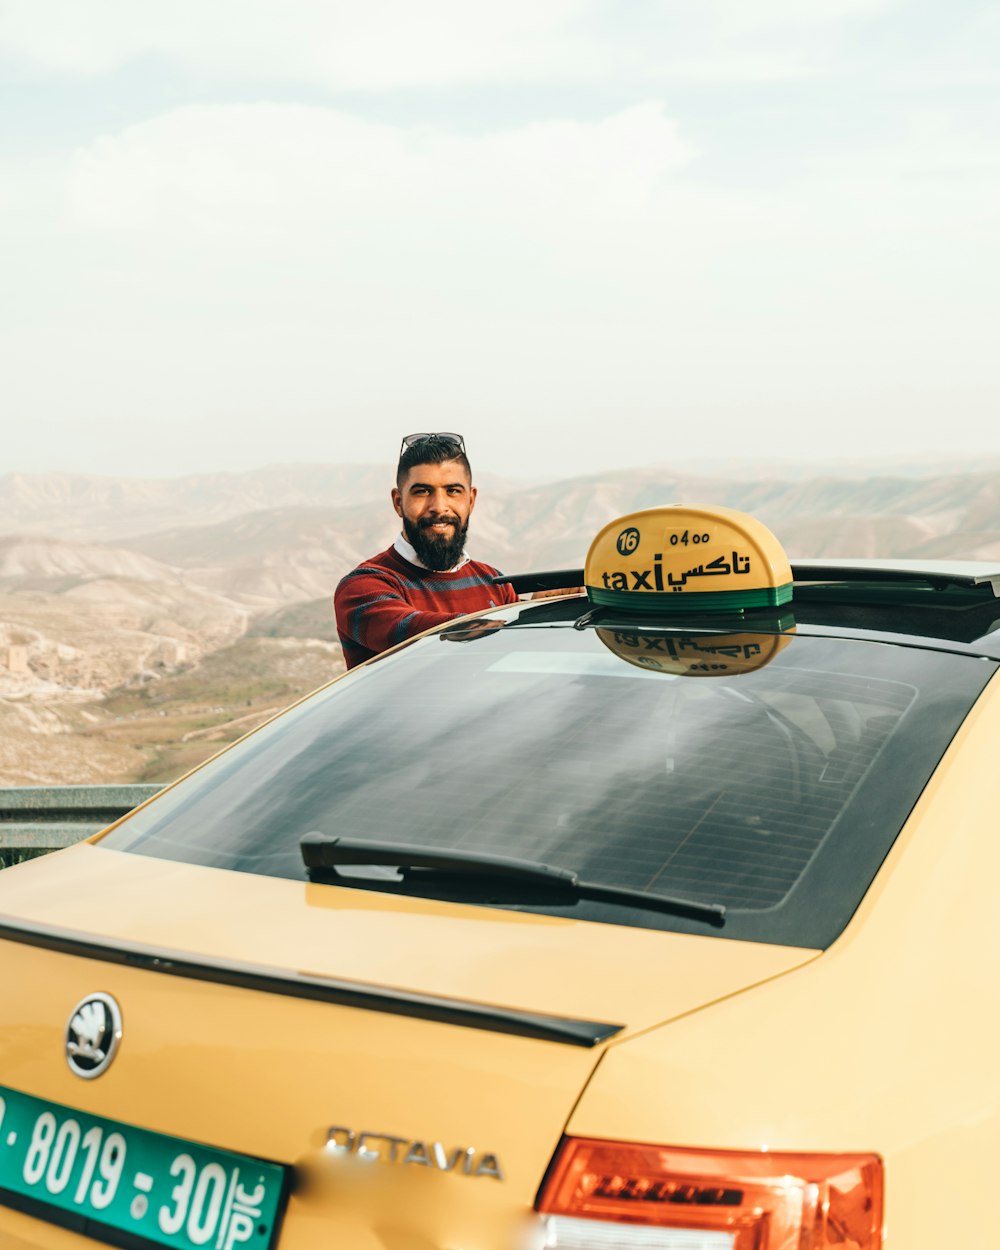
[392,460,477,571]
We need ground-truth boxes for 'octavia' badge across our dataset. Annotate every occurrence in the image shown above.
[66,993,122,1080]
[326,1126,504,1181]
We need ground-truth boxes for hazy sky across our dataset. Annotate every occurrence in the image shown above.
[2,0,997,482]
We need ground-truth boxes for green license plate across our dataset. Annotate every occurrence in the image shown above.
[0,1086,286,1250]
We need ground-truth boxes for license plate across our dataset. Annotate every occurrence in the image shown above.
[0,1086,287,1250]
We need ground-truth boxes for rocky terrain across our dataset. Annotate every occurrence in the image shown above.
[3,460,1000,786]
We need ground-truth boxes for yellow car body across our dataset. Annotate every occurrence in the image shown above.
[2,509,1000,1250]
[0,844,820,1249]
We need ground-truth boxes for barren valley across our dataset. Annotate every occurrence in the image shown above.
[3,461,1000,786]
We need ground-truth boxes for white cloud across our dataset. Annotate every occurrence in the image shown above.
[699,0,892,31]
[0,0,897,87]
[15,96,993,377]
[36,95,995,413]
[3,0,998,476]
[0,0,606,84]
[66,101,690,244]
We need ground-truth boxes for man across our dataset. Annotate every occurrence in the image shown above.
[335,434,518,669]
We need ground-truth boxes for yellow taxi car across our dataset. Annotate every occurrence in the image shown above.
[2,503,1000,1250]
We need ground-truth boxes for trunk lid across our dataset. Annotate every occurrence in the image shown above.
[0,845,817,1248]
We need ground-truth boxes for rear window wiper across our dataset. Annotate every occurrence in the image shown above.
[300,833,725,927]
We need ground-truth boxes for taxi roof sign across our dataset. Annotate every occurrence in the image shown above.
[585,505,793,614]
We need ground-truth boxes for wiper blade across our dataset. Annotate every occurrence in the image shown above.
[572,880,726,927]
[300,834,725,926]
[300,833,577,884]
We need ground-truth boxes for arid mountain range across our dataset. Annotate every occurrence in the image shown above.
[2,462,1000,786]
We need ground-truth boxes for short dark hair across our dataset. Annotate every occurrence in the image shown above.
[396,436,472,488]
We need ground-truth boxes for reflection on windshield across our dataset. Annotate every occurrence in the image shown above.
[102,623,990,948]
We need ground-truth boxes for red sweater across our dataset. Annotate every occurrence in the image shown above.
[335,544,518,668]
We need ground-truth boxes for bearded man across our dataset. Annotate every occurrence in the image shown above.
[334,434,518,669]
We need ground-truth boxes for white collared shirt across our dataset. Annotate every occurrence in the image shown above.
[394,533,470,573]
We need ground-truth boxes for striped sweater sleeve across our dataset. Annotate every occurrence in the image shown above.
[334,565,458,659]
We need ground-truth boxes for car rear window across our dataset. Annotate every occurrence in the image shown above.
[101,621,994,948]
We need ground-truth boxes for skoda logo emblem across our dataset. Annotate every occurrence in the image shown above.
[65,993,122,1080]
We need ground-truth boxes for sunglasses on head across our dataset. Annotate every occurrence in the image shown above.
[399,432,466,457]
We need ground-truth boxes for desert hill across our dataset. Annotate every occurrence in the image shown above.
[3,459,1000,786]
[0,533,181,586]
[116,465,1000,589]
[8,460,1000,566]
[124,504,390,607]
[249,598,341,643]
[0,464,515,543]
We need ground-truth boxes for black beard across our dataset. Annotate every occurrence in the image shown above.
[403,513,469,571]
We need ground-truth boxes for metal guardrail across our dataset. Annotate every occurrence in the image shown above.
[0,785,164,869]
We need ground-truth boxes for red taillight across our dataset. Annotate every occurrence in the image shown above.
[536,1137,883,1249]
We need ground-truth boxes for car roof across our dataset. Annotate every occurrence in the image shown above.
[495,559,1000,660]
[792,558,1000,594]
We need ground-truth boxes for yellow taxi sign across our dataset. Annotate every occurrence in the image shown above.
[585,505,793,613]
[597,628,794,676]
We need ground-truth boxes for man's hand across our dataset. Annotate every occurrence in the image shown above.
[439,619,507,644]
